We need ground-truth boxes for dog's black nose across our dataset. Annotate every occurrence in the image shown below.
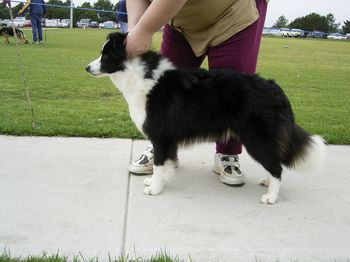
[85,65,91,72]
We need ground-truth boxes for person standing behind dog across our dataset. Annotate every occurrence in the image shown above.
[117,0,128,33]
[127,0,268,187]
[18,0,46,44]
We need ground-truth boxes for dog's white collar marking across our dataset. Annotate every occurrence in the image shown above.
[109,56,175,134]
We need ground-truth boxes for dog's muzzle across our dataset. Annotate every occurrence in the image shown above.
[85,57,107,77]
[85,65,92,73]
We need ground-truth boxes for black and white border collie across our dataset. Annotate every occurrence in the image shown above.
[86,32,326,204]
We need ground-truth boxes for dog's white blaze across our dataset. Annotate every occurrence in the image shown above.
[88,55,107,77]
[109,57,174,134]
[101,40,108,52]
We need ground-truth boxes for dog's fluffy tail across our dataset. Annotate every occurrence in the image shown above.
[282,124,326,174]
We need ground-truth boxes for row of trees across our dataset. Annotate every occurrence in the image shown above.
[273,13,350,34]
[0,0,119,24]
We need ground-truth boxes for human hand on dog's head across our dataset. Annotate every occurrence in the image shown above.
[126,24,153,59]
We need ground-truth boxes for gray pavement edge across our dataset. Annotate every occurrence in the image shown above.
[1,135,350,262]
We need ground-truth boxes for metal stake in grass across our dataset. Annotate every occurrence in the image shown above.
[4,0,37,129]
[42,16,47,44]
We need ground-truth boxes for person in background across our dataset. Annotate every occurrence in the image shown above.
[127,0,268,187]
[117,0,128,33]
[18,0,46,44]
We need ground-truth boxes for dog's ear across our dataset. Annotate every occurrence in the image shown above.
[107,32,127,48]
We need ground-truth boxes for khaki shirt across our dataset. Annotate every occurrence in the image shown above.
[170,0,259,56]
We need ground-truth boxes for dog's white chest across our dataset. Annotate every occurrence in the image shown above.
[109,63,154,134]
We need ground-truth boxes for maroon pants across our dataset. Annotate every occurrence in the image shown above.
[160,0,267,155]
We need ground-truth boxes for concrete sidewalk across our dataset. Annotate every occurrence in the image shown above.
[0,135,349,262]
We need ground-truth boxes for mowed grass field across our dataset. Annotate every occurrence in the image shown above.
[0,29,349,144]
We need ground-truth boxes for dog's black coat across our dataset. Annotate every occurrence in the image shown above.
[0,27,28,43]
[102,33,315,181]
[0,27,20,36]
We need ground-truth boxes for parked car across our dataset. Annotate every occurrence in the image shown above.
[269,28,283,37]
[327,33,347,40]
[15,16,26,26]
[280,28,291,37]
[44,19,60,28]
[99,22,105,28]
[290,28,305,38]
[307,31,327,39]
[24,19,31,27]
[262,27,272,36]
[0,19,10,26]
[346,33,350,40]
[103,21,117,29]
[7,17,25,27]
[262,27,283,37]
[59,19,70,28]
[90,21,98,28]
[76,18,91,28]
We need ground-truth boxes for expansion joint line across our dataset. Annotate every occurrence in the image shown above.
[121,139,134,257]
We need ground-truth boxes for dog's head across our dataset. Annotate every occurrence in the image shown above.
[86,32,127,77]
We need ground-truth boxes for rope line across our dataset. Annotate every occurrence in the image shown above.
[7,5,36,128]
[10,0,127,14]
[5,0,124,129]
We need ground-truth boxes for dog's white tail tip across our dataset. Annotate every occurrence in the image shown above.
[294,135,326,174]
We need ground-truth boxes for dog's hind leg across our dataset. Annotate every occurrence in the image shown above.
[260,173,281,204]
[241,133,283,204]
[4,36,10,44]
[143,140,177,196]
[246,148,282,204]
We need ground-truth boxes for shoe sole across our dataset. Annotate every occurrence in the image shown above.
[221,181,245,187]
[213,170,245,187]
[129,170,153,176]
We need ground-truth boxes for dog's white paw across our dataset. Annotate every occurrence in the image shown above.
[144,178,152,186]
[260,193,278,204]
[259,178,270,187]
[143,183,163,196]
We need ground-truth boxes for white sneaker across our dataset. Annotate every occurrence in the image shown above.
[213,153,245,186]
[129,145,179,175]
[129,146,154,175]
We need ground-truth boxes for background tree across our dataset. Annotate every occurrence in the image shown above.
[0,3,24,18]
[0,3,11,19]
[289,13,328,32]
[46,0,70,19]
[342,19,350,34]
[326,13,340,32]
[94,0,115,22]
[272,15,288,28]
[74,2,98,24]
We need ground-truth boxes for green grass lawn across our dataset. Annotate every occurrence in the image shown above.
[0,250,185,262]
[0,29,349,144]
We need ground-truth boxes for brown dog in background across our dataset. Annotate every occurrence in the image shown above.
[0,27,29,44]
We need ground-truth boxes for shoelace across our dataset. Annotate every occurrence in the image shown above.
[221,155,240,169]
[141,146,154,160]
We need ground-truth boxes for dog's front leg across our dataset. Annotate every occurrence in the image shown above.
[143,142,177,196]
[143,161,173,195]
